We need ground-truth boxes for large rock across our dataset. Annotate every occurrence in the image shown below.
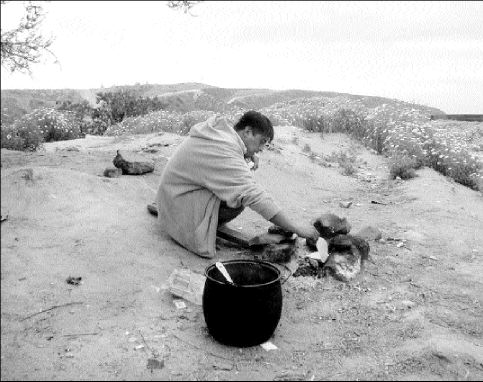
[103,167,122,178]
[323,234,370,282]
[328,234,370,262]
[355,226,382,241]
[306,213,352,249]
[314,213,351,238]
[113,150,155,175]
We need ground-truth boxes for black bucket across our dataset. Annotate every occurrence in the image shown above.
[203,260,289,347]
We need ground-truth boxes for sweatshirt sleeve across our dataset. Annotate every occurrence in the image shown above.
[196,144,281,220]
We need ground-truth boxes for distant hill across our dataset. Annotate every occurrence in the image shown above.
[0,82,445,126]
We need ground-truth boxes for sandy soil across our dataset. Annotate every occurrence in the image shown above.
[1,127,482,381]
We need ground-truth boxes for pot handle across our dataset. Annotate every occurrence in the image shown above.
[278,263,293,285]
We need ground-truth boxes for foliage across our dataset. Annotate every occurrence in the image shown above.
[1,122,43,151]
[56,99,110,136]
[104,110,184,136]
[260,96,481,191]
[167,1,202,14]
[0,96,28,126]
[95,90,167,124]
[54,91,169,136]
[422,136,482,189]
[105,109,218,136]
[302,143,312,153]
[389,155,418,180]
[1,1,55,73]
[325,150,358,176]
[1,108,81,151]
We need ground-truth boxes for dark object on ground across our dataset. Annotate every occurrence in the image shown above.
[1,214,8,223]
[146,358,165,370]
[248,232,293,247]
[355,226,382,241]
[21,168,34,181]
[66,276,82,286]
[103,167,122,178]
[293,256,323,278]
[267,225,294,237]
[314,213,352,238]
[306,213,352,249]
[147,203,158,216]
[203,260,283,347]
[216,226,251,248]
[306,237,317,250]
[328,234,370,261]
[113,150,155,175]
[296,234,370,281]
[21,302,84,321]
[257,243,296,263]
[216,226,293,249]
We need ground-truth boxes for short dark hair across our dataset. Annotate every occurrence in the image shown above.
[234,111,274,142]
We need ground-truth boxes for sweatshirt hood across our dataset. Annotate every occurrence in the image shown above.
[189,115,247,155]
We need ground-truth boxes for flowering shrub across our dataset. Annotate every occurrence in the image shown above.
[1,108,81,151]
[180,110,216,135]
[105,109,230,136]
[325,150,358,176]
[389,155,418,180]
[104,110,185,136]
[258,96,482,191]
[1,123,43,151]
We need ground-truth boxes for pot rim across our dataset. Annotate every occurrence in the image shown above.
[204,259,282,288]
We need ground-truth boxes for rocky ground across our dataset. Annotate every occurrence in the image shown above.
[1,126,482,380]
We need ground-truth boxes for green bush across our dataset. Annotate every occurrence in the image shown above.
[389,155,418,180]
[341,161,357,176]
[302,143,312,153]
[95,90,167,123]
[422,138,482,189]
[331,108,368,137]
[0,108,81,151]
[104,110,184,136]
[1,123,43,151]
[325,150,358,176]
[299,114,329,133]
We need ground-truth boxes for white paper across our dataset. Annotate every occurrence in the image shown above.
[260,341,278,351]
[173,300,187,310]
[316,238,329,262]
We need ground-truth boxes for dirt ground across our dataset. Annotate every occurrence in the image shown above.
[1,126,482,381]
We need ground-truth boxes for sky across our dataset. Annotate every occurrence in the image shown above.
[1,1,482,113]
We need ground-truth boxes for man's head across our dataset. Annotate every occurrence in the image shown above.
[234,111,274,157]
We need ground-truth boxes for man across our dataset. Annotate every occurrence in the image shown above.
[155,110,319,258]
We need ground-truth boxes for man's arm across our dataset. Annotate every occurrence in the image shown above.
[269,210,319,241]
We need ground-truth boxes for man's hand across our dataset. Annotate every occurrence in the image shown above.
[247,155,259,171]
[269,211,319,242]
[294,223,319,242]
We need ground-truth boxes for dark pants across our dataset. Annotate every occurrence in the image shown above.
[218,201,244,226]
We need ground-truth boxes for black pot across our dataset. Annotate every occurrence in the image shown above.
[203,260,288,347]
